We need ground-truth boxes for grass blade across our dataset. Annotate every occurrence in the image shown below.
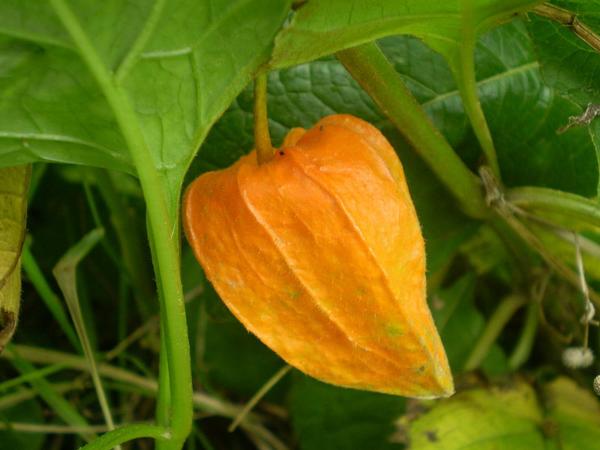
[52,228,119,446]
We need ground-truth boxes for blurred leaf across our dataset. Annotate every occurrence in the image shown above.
[290,374,405,450]
[0,0,292,214]
[0,398,44,450]
[430,274,507,374]
[0,165,30,352]
[543,377,600,450]
[401,377,600,449]
[404,380,545,449]
[270,0,539,69]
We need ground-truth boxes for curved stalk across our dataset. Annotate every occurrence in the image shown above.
[78,424,169,450]
[49,0,192,448]
[506,186,600,229]
[453,4,500,178]
[337,43,488,219]
[254,72,275,164]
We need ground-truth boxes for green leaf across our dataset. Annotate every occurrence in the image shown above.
[0,0,292,210]
[527,2,600,197]
[0,165,30,352]
[543,377,600,450]
[270,0,539,69]
[290,374,405,450]
[400,377,600,450]
[403,380,545,449]
[386,20,598,196]
[527,2,600,105]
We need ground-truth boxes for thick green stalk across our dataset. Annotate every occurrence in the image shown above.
[49,0,192,447]
[337,43,488,219]
[453,3,501,178]
[464,294,526,371]
[156,321,172,450]
[506,186,600,229]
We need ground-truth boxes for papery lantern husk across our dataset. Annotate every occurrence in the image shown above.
[184,114,454,398]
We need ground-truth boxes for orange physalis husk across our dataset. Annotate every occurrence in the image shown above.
[183,114,454,398]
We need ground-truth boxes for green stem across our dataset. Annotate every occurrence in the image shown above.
[0,363,65,393]
[506,186,600,229]
[49,0,192,447]
[454,5,500,178]
[337,43,488,219]
[501,209,600,306]
[156,322,172,450]
[464,294,526,371]
[508,301,538,370]
[533,3,600,53]
[254,72,274,164]
[79,424,169,450]
[3,344,283,441]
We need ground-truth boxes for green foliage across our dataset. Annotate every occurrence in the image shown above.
[0,0,292,211]
[403,377,600,450]
[0,165,30,351]
[527,1,600,196]
[0,1,599,450]
[0,399,44,450]
[270,0,540,69]
[290,374,405,450]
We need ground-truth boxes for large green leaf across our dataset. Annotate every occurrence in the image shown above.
[0,165,30,352]
[290,374,405,450]
[543,377,600,450]
[270,0,540,69]
[404,380,545,449]
[384,21,599,196]
[527,1,600,197]
[0,0,292,211]
[193,18,598,281]
[401,377,600,450]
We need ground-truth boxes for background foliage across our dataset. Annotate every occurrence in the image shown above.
[0,1,599,449]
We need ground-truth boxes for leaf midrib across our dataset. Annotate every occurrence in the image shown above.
[420,61,540,108]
